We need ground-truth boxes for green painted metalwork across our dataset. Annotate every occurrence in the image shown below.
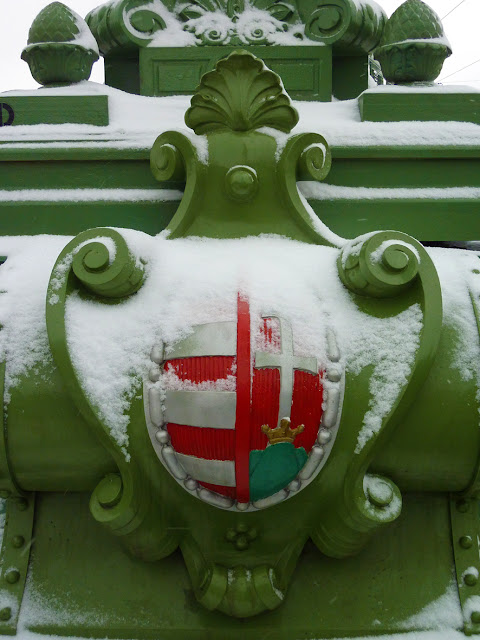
[140,45,333,101]
[84,0,386,99]
[0,495,35,635]
[86,0,386,53]
[450,496,480,635]
[1,1,480,636]
[0,96,109,127]
[359,89,480,124]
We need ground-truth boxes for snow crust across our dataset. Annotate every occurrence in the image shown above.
[71,9,100,54]
[125,0,196,48]
[299,184,480,201]
[363,474,401,520]
[351,304,423,452]
[362,84,479,94]
[398,581,463,631]
[22,8,99,55]
[383,36,451,49]
[163,366,236,391]
[428,248,480,389]
[1,234,478,459]
[0,189,182,203]
[0,232,432,459]
[0,236,71,403]
[370,240,420,264]
[2,83,480,151]
[121,0,321,47]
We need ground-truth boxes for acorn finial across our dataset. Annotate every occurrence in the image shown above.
[21,2,99,87]
[374,0,451,84]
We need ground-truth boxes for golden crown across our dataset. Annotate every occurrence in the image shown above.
[261,417,305,445]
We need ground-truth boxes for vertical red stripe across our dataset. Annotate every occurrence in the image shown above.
[250,368,280,450]
[290,370,324,452]
[235,293,251,503]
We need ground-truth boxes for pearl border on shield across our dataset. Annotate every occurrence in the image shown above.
[144,328,344,512]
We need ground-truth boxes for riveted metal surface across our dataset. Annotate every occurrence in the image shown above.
[450,495,480,635]
[460,268,480,499]
[0,362,22,498]
[0,494,35,635]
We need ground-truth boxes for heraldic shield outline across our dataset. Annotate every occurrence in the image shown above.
[145,293,345,511]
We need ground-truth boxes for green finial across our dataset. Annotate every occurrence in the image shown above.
[185,50,299,134]
[374,0,451,84]
[21,2,99,87]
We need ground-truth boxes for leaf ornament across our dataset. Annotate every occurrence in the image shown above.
[226,0,245,19]
[185,51,299,134]
[252,0,294,20]
[179,5,205,20]
[267,2,294,20]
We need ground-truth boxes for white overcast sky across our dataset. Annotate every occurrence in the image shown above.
[0,0,479,92]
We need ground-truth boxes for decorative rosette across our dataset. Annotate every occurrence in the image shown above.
[185,12,234,45]
[236,9,285,45]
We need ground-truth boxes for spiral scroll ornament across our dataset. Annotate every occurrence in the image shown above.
[48,228,146,300]
[338,232,421,298]
[304,0,386,53]
[150,141,186,182]
[72,233,145,299]
[86,0,169,54]
[299,141,331,182]
[129,9,167,35]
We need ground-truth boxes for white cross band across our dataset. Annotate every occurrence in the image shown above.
[254,316,318,427]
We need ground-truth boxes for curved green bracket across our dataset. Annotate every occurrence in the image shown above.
[312,231,442,557]
[276,132,339,246]
[46,228,149,538]
[151,53,339,244]
[150,131,207,240]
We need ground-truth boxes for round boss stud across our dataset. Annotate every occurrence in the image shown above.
[225,165,258,202]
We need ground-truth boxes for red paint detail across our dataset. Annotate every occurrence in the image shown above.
[165,356,235,383]
[235,294,251,503]
[167,424,235,460]
[198,482,236,499]
[262,317,280,351]
[251,316,324,454]
[161,305,326,501]
[291,370,324,452]
[250,368,280,451]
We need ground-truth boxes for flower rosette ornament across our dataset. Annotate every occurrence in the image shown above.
[236,9,286,44]
[185,12,234,45]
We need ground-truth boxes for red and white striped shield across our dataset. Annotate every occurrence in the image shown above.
[146,294,342,510]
